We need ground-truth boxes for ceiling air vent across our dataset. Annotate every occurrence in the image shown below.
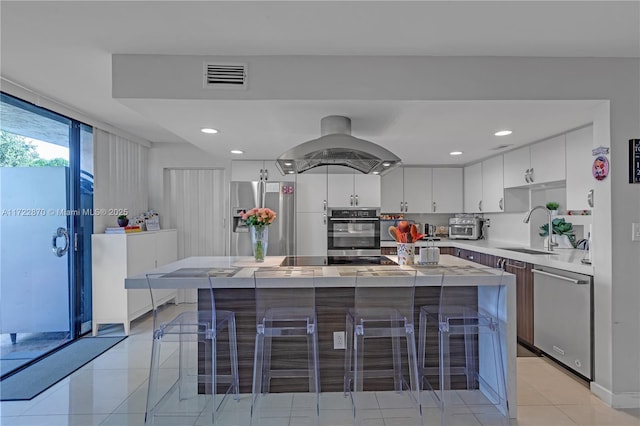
[204,63,247,89]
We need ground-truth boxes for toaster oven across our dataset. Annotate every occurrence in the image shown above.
[448,217,483,240]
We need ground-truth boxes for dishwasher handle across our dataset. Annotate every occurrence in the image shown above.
[532,269,589,284]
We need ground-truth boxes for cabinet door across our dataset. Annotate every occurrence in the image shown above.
[231,160,265,181]
[403,168,432,213]
[155,230,178,267]
[503,146,531,188]
[505,259,534,345]
[297,174,328,213]
[126,233,156,316]
[381,167,404,213]
[565,125,593,211]
[530,135,566,184]
[432,168,462,213]
[464,163,483,213]
[353,174,381,207]
[296,212,327,256]
[482,155,505,213]
[327,174,355,207]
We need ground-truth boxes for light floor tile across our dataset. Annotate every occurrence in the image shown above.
[4,305,640,426]
[515,405,577,425]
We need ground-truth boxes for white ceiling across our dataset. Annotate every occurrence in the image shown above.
[1,1,638,165]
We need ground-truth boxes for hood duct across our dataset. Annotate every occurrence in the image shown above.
[276,115,401,175]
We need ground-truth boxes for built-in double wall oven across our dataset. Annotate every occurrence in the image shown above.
[327,208,380,256]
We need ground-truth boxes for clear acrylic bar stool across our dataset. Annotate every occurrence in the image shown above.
[343,268,421,425]
[251,268,320,425]
[144,274,239,426]
[418,268,510,426]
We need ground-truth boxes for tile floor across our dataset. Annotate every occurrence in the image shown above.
[1,303,639,426]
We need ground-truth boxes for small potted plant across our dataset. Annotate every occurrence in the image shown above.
[539,218,576,248]
[546,201,560,216]
[117,214,129,227]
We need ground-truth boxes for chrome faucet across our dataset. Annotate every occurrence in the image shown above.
[523,205,558,251]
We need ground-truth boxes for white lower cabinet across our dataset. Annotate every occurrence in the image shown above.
[92,230,178,335]
[296,212,327,256]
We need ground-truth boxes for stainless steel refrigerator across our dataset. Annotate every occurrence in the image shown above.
[230,181,296,256]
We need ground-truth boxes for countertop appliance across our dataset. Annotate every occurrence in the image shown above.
[280,255,397,267]
[448,216,483,240]
[230,181,295,256]
[328,208,380,256]
[533,266,593,380]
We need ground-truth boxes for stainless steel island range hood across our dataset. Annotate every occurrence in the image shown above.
[276,115,401,175]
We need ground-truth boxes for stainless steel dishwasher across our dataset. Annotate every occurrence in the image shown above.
[533,266,593,379]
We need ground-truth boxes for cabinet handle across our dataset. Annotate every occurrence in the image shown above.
[587,189,594,208]
[478,200,482,211]
[259,168,264,181]
[467,255,474,260]
[529,167,534,183]
[505,260,527,270]
[499,197,504,211]
[433,201,436,212]
[524,168,530,183]
[350,195,354,206]
[355,195,359,206]
[404,201,408,212]
[323,200,327,211]
[323,214,327,225]
[532,269,589,284]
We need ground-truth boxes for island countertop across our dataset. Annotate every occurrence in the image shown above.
[125,254,512,289]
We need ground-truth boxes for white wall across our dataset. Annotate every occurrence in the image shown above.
[484,213,530,246]
[115,55,640,403]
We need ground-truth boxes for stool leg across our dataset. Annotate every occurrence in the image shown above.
[211,335,217,426]
[251,331,265,419]
[405,324,423,425]
[145,336,162,425]
[439,329,452,426]
[228,315,240,399]
[344,313,354,397]
[354,325,365,425]
[463,316,478,389]
[392,316,402,391]
[262,320,274,394]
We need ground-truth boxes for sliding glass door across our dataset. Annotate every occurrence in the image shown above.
[0,92,93,377]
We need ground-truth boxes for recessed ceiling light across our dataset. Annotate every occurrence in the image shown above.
[230,150,243,154]
[372,171,380,175]
[284,162,293,166]
[287,171,295,174]
[382,162,391,167]
[449,151,463,156]
[494,130,512,136]
[201,128,219,134]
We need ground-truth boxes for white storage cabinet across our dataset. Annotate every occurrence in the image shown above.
[296,173,328,255]
[328,173,380,207]
[92,230,178,335]
[565,125,594,211]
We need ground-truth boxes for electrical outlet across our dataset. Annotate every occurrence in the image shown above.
[333,331,345,350]
[633,223,640,242]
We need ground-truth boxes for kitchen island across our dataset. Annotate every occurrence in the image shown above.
[126,254,516,417]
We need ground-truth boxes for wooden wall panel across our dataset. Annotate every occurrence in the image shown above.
[200,285,478,393]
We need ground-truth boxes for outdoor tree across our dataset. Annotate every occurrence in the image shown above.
[0,130,69,167]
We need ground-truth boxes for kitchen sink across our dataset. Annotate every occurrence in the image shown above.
[497,247,557,255]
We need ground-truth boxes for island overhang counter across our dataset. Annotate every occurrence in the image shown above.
[125,254,516,417]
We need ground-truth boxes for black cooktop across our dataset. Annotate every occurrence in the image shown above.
[280,256,397,267]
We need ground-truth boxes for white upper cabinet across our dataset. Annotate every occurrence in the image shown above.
[403,168,432,213]
[503,135,566,188]
[380,167,405,213]
[482,155,505,213]
[565,125,594,211]
[231,160,295,182]
[381,167,435,213]
[503,146,531,188]
[296,172,328,213]
[464,163,483,213]
[530,134,566,184]
[327,173,380,207]
[432,168,463,213]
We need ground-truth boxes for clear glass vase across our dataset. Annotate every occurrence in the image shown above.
[249,225,268,262]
